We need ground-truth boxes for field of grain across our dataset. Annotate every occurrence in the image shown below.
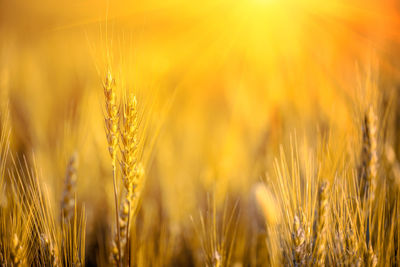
[1,0,400,266]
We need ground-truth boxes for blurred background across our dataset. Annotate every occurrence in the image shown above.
[1,0,400,265]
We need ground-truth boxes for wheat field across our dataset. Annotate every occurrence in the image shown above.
[1,0,400,266]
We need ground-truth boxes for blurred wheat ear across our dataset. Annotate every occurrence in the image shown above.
[192,195,239,267]
[359,106,378,209]
[61,152,79,223]
[313,181,329,267]
[253,183,281,266]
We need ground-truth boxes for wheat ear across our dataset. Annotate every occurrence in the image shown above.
[360,106,378,249]
[61,152,78,222]
[103,69,122,266]
[104,70,119,167]
[120,95,140,199]
[112,94,145,264]
[292,215,306,266]
[313,181,328,267]
[40,233,59,267]
[360,106,378,205]
[346,227,361,266]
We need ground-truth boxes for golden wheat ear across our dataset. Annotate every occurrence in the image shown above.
[103,69,123,267]
[113,94,145,265]
[104,69,119,168]
[120,94,139,200]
